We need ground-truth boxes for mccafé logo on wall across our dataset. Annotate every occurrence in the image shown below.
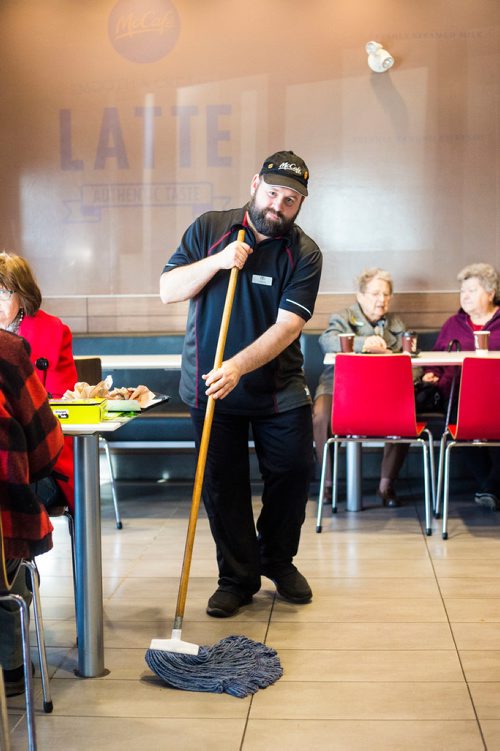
[108,0,180,63]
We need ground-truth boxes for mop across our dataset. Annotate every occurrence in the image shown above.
[145,230,283,698]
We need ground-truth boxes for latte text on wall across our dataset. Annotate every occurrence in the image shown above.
[59,104,232,170]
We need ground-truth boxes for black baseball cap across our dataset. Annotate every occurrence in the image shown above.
[259,150,309,196]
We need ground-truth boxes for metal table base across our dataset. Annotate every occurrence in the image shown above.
[73,433,105,678]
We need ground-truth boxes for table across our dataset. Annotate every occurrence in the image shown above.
[321,350,500,510]
[62,415,136,678]
[86,354,182,370]
[323,350,500,367]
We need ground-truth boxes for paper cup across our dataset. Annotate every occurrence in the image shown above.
[474,330,490,352]
[338,333,355,353]
[402,331,418,355]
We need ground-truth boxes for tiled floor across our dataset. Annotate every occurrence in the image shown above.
[6,474,500,750]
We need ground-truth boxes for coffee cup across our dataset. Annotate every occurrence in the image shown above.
[474,330,490,353]
[338,333,355,353]
[402,331,418,355]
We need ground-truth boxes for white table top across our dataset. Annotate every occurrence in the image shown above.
[75,354,182,370]
[323,350,500,366]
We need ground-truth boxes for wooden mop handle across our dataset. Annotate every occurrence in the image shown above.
[174,229,245,625]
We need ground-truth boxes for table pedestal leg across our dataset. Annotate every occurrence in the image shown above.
[73,434,105,677]
[346,442,363,511]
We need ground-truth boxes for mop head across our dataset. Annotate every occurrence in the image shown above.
[145,634,283,698]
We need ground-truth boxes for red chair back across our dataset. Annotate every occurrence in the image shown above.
[331,354,419,437]
[452,357,500,440]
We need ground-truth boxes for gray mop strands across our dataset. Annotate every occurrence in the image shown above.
[145,634,283,698]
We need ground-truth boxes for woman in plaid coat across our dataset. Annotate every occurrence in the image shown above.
[0,329,64,694]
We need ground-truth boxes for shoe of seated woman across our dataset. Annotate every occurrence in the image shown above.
[377,486,401,508]
[474,493,500,511]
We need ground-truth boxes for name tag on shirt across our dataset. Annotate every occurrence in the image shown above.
[252,274,273,286]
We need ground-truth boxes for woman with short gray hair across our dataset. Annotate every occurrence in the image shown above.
[423,261,500,510]
[313,268,409,507]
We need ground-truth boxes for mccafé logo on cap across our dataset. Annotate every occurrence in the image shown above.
[259,150,309,196]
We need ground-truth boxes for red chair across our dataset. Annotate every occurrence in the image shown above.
[316,354,434,535]
[436,356,500,539]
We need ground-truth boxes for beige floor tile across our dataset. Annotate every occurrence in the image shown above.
[452,623,500,650]
[10,716,247,750]
[439,578,500,598]
[41,620,78,649]
[78,619,270,650]
[250,681,475,720]
[469,683,500,720]
[127,556,219,577]
[460,651,500,682]
[10,482,494,749]
[279,649,464,682]
[243,720,483,751]
[427,538,500,560]
[54,647,154,680]
[40,574,122,599]
[446,598,500,622]
[110,575,218,600]
[480,720,500,750]
[434,560,500,578]
[103,591,273,623]
[267,622,455,650]
[38,596,76,621]
[307,577,440,597]
[271,595,447,622]
[46,677,251,718]
[299,558,434,577]
[297,540,429,560]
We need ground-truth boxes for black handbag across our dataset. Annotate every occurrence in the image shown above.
[415,381,443,412]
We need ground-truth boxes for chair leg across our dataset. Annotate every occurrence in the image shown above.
[316,440,332,533]
[0,667,11,751]
[422,442,432,536]
[100,438,122,529]
[6,594,37,751]
[332,440,339,513]
[21,561,53,714]
[423,429,436,513]
[64,511,78,623]
[442,443,455,540]
[435,431,449,519]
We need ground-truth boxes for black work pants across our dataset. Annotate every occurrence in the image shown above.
[189,404,315,596]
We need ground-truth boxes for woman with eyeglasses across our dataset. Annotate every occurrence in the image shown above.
[313,267,411,507]
[422,262,500,510]
[0,251,78,512]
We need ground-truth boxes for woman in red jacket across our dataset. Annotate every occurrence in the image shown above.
[0,252,78,512]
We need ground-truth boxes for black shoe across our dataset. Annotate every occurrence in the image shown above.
[3,662,35,697]
[377,487,401,508]
[206,588,253,618]
[262,564,312,604]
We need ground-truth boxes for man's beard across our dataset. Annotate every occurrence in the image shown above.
[247,194,299,238]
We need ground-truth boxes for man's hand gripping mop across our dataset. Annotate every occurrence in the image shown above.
[145,230,283,698]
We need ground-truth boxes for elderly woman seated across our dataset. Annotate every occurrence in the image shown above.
[0,251,77,513]
[423,262,500,510]
[313,267,412,508]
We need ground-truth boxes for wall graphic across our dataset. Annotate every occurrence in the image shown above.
[0,0,498,301]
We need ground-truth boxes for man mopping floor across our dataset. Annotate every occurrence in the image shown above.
[160,150,322,618]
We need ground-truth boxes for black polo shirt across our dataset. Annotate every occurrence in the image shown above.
[163,206,322,415]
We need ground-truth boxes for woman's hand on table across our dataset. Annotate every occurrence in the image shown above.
[362,335,388,353]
